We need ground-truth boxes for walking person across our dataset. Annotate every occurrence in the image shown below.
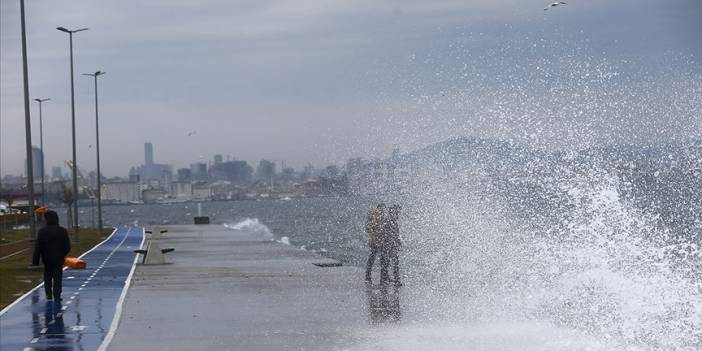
[365,203,388,284]
[33,210,71,301]
[384,205,402,286]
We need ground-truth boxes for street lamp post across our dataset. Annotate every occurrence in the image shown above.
[83,71,105,234]
[57,26,87,241]
[19,0,37,259]
[34,98,50,206]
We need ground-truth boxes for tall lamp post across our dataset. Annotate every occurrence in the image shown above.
[19,0,37,259]
[34,98,50,206]
[83,71,105,234]
[56,26,87,241]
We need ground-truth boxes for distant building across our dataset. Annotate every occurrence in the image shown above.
[145,142,154,166]
[256,160,276,183]
[346,154,409,195]
[104,181,141,203]
[139,142,171,180]
[177,168,192,182]
[214,154,223,164]
[168,181,192,200]
[300,164,315,180]
[191,162,208,181]
[192,183,213,201]
[51,166,63,180]
[87,171,97,189]
[145,179,161,190]
[210,160,252,184]
[25,146,43,179]
[346,158,364,194]
[300,179,321,196]
[279,167,297,185]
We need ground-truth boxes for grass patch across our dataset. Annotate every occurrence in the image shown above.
[0,229,34,244]
[0,228,114,309]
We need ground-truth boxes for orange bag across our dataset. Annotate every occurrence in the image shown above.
[64,256,87,269]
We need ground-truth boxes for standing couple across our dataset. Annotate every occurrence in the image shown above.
[365,203,402,286]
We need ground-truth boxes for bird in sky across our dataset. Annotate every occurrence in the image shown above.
[187,130,197,136]
[544,1,566,10]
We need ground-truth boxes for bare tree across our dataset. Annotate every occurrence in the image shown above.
[60,182,74,231]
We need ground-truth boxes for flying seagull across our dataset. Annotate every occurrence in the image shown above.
[544,1,566,10]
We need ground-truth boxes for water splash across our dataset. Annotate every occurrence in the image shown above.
[396,166,701,350]
[224,218,274,240]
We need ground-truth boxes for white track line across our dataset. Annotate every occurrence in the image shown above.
[97,227,145,351]
[0,227,119,316]
[0,247,30,260]
[21,228,135,348]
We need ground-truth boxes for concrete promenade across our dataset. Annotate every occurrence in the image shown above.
[107,224,396,350]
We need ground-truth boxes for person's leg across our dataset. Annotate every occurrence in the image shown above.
[391,249,401,285]
[379,246,390,284]
[365,245,377,281]
[52,266,63,299]
[43,267,53,299]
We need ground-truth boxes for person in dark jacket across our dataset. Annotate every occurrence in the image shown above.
[33,210,71,300]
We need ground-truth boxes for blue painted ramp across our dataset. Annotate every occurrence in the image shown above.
[0,226,144,351]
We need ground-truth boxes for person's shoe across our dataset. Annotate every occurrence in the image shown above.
[46,296,53,301]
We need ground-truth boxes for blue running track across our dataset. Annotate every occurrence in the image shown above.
[0,226,143,351]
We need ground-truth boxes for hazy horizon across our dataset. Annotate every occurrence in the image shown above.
[2,0,701,178]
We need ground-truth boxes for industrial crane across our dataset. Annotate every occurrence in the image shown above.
[65,160,104,228]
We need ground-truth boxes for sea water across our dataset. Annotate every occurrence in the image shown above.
[55,160,700,350]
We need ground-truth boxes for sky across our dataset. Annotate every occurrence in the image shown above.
[1,0,701,177]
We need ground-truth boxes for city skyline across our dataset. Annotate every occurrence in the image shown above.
[2,0,701,177]
[3,139,337,179]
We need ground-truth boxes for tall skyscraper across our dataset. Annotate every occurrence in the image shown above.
[139,142,170,180]
[144,142,154,166]
[25,146,43,179]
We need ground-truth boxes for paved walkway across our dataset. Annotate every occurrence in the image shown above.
[0,226,144,351]
[106,224,399,351]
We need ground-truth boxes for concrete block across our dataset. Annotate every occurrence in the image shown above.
[143,241,166,265]
[193,216,210,224]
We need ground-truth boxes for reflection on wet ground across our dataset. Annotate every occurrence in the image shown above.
[0,226,142,351]
[367,284,402,325]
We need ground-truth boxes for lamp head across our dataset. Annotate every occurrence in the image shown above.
[56,27,88,33]
[83,71,106,77]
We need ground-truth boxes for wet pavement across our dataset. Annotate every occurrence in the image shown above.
[0,226,144,351]
[106,224,399,351]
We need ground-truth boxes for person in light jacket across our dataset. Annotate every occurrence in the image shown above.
[365,204,389,284]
